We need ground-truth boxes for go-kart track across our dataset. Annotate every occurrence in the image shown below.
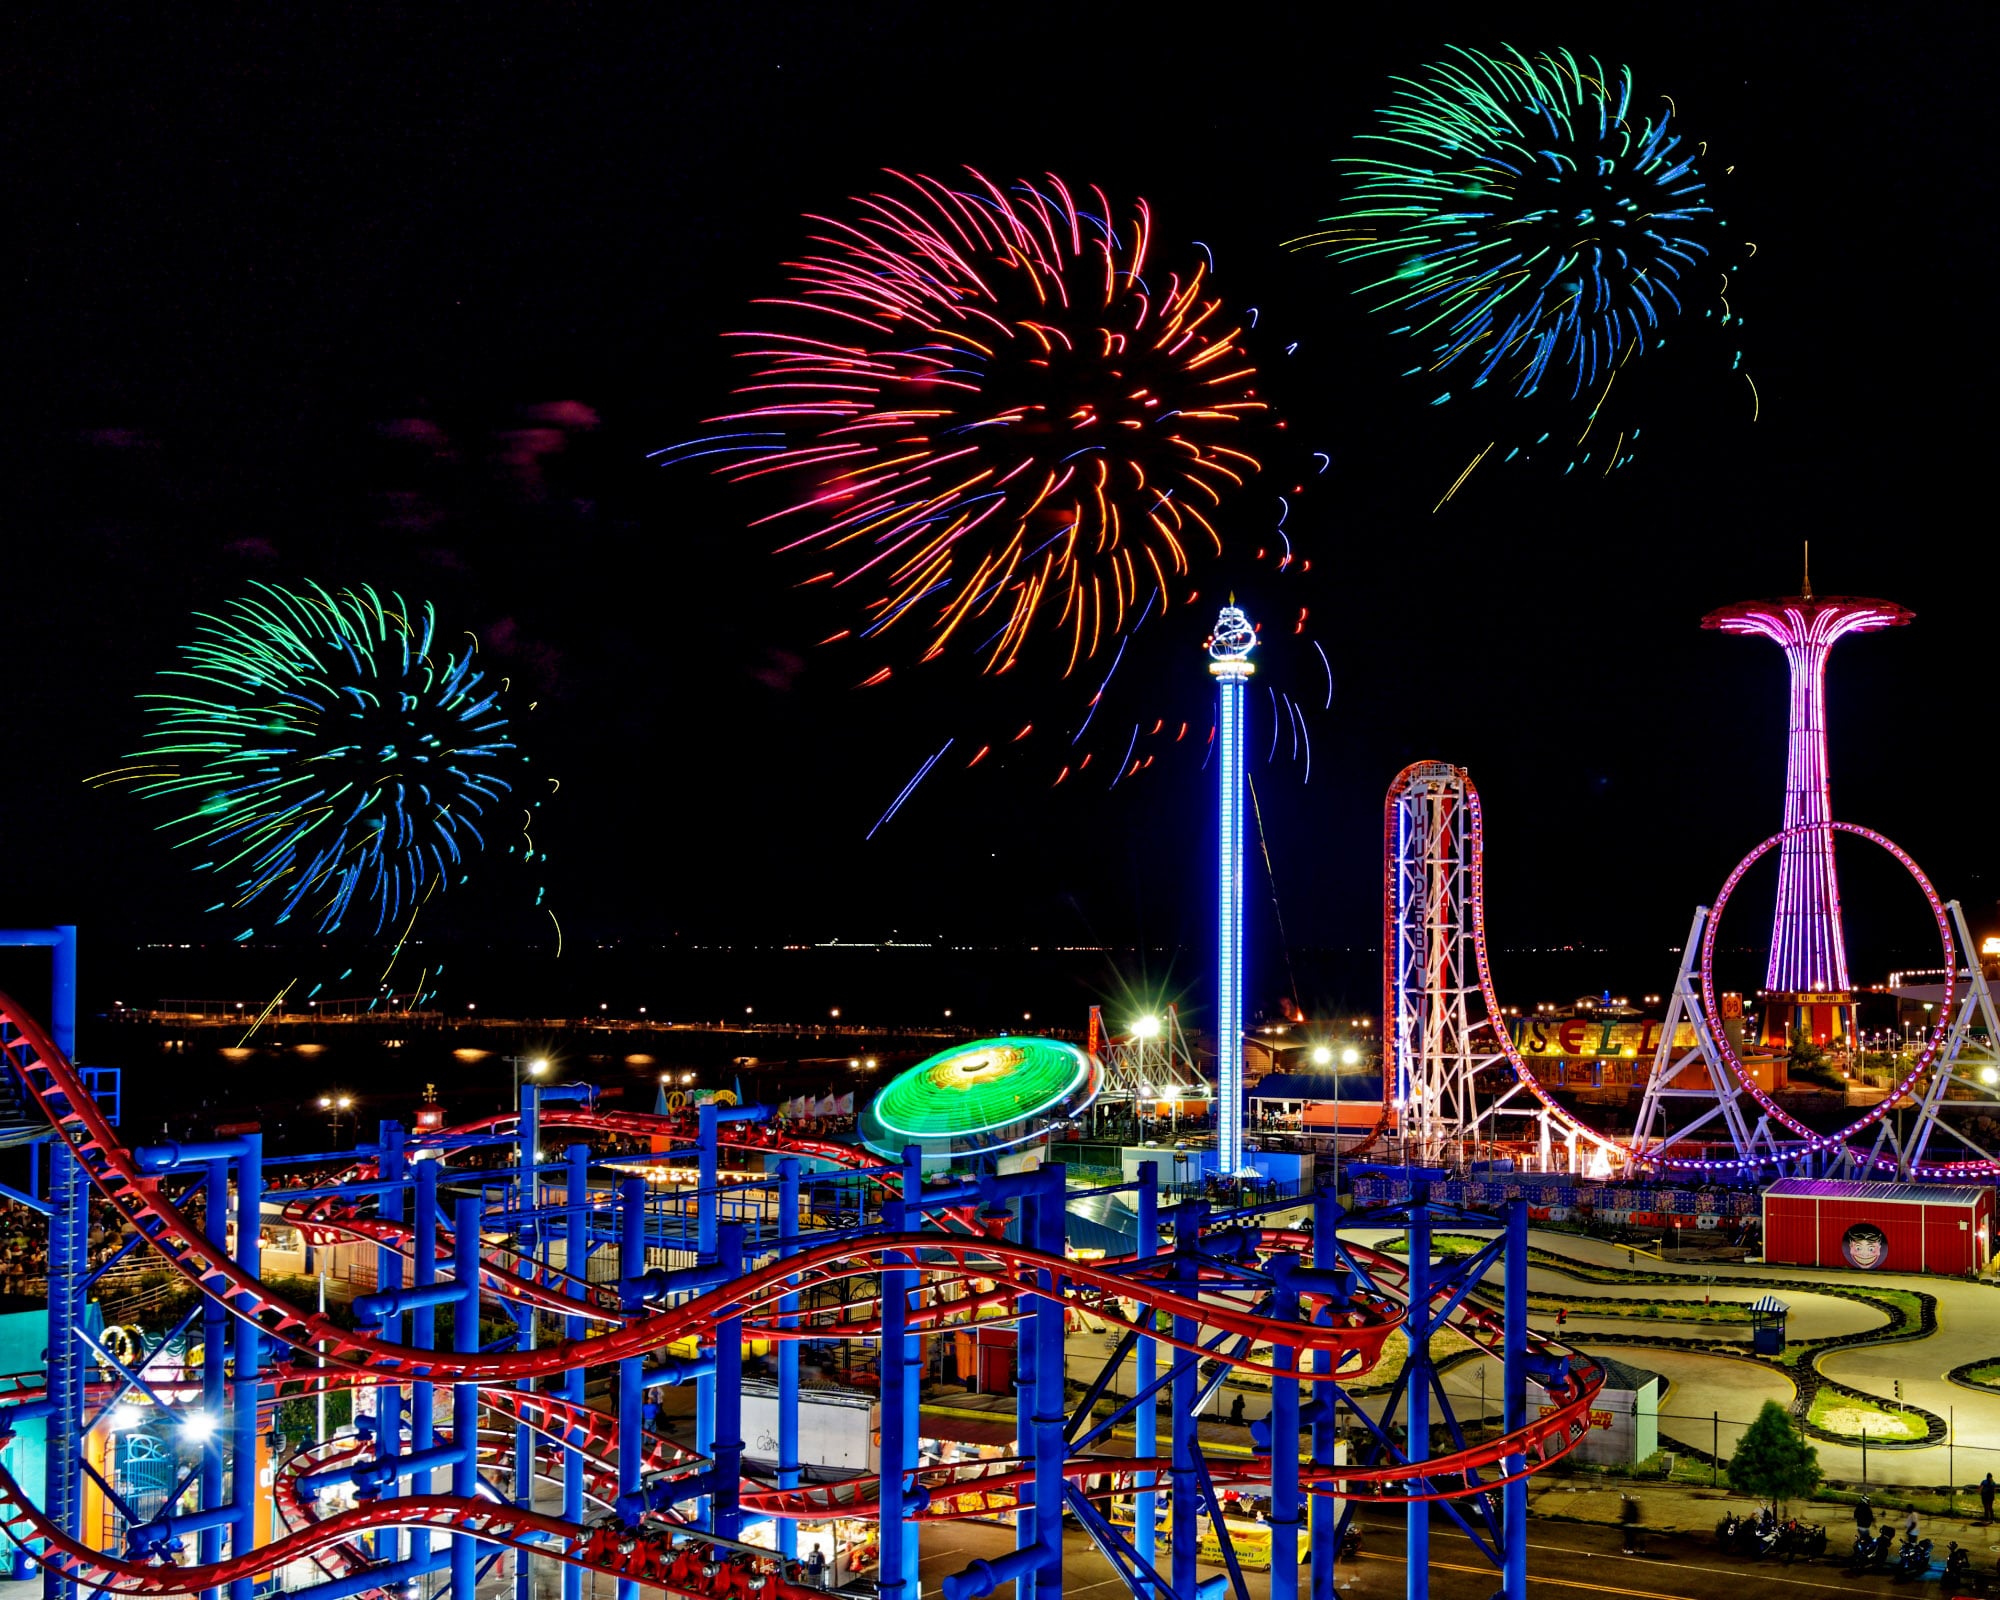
[0,976,1602,1600]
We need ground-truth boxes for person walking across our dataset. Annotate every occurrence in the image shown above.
[1982,1473,1996,1524]
[1230,1392,1247,1426]
[1620,1493,1645,1555]
[1904,1508,1921,1544]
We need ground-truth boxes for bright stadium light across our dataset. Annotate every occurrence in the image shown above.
[1132,1015,1162,1040]
[1311,1046,1332,1066]
[181,1412,217,1444]
[1342,1047,1362,1066]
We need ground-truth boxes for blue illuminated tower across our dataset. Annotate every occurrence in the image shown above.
[1208,603,1256,1173]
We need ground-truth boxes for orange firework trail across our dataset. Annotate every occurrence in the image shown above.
[659,169,1267,678]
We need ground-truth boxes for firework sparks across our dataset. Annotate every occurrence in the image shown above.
[103,583,519,936]
[1297,45,1744,475]
[661,169,1267,677]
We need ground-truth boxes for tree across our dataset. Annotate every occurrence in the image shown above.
[1727,1400,1822,1512]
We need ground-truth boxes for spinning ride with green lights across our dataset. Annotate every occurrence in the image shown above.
[858,1036,1102,1164]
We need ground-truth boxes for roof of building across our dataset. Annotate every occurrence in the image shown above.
[1249,1072,1380,1101]
[1591,1355,1664,1394]
[1763,1177,1990,1206]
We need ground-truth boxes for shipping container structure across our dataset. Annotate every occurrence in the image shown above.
[1761,1177,1994,1275]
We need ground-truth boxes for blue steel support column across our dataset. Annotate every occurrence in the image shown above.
[1269,1267,1301,1600]
[199,1160,230,1598]
[712,1223,746,1539]
[514,1084,540,1600]
[1209,610,1254,1174]
[451,1197,484,1600]
[877,1148,922,1600]
[1502,1199,1528,1600]
[1308,1189,1340,1600]
[1028,1166,1066,1600]
[561,1146,590,1600]
[776,1158,802,1561]
[1406,1197,1431,1600]
[228,1136,263,1600]
[409,1157,439,1583]
[1133,1163,1158,1590]
[695,1103,720,1528]
[616,1178,646,1600]
[42,926,81,1600]
[1170,1201,1208,1600]
[373,1124,407,1561]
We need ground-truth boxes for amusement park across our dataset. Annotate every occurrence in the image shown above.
[3,11,1996,1600]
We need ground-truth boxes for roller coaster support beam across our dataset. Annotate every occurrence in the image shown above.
[200,1156,229,1600]
[515,1079,540,1600]
[561,1145,589,1600]
[616,1176,645,1600]
[713,1222,746,1540]
[1134,1162,1158,1590]
[1308,1188,1339,1600]
[1406,1197,1431,1600]
[374,1123,407,1562]
[228,1134,262,1600]
[3,925,78,1600]
[879,1148,923,1600]
[1170,1200,1209,1600]
[1025,1163,1067,1600]
[1502,1198,1528,1600]
[411,1155,440,1583]
[451,1195,484,1600]
[776,1157,801,1562]
[1269,1262,1301,1600]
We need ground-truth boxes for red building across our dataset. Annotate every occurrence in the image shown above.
[1762,1178,1994,1275]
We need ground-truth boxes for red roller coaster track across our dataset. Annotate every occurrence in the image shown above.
[0,986,1605,1594]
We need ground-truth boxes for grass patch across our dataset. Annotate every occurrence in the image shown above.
[1959,1359,2000,1388]
[1806,1386,1926,1442]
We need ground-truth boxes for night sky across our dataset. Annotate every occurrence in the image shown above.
[2,4,1993,1003]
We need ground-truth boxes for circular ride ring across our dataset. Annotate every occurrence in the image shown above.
[1701,820,1961,1169]
[858,1035,1100,1162]
[1468,790,1960,1173]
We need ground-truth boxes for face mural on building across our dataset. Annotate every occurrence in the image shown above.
[1842,1221,1889,1270]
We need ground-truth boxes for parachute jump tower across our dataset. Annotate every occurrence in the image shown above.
[1209,604,1256,1174]
[1701,560,1913,1051]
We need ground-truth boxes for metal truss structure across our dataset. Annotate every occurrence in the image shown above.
[1381,763,2000,1183]
[0,934,1615,1600]
[1086,1006,1207,1104]
[1382,764,1524,1168]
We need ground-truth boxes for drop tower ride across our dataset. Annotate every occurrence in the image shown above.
[1209,603,1256,1173]
[1702,560,1912,1051]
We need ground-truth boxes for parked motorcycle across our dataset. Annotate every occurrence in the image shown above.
[1895,1534,1935,1583]
[1846,1527,1893,1573]
[1942,1541,1974,1597]
[1783,1519,1827,1562]
[1338,1525,1362,1563]
[1715,1513,1741,1551]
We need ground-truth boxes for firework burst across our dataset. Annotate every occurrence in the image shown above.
[661,169,1268,678]
[107,583,517,936]
[1299,46,1744,473]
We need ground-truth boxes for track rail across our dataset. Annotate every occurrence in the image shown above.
[0,983,1606,1591]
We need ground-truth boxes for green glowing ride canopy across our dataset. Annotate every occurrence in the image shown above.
[859,1036,1101,1164]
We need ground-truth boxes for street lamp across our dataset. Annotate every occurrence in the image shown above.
[316,1094,355,1139]
[1132,1015,1162,1040]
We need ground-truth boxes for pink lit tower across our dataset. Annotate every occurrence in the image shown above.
[1703,553,1912,1051]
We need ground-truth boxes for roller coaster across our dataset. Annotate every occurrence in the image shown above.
[1383,760,2000,1180]
[0,927,1602,1600]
